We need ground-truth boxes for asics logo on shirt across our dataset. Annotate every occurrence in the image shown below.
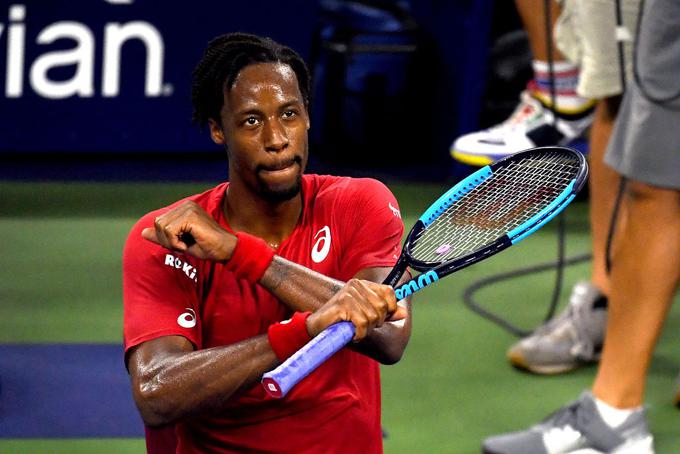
[311,226,331,263]
[177,308,196,328]
[164,254,198,282]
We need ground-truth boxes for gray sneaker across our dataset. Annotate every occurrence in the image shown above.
[482,391,655,454]
[507,281,607,374]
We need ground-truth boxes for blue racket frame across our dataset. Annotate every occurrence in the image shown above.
[262,146,588,398]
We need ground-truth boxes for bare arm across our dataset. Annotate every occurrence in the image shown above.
[143,201,412,363]
[128,277,400,427]
[260,257,412,364]
[128,335,276,427]
[129,202,411,426]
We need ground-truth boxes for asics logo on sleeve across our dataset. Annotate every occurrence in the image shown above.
[177,308,196,328]
[311,226,331,263]
[164,254,198,282]
[388,202,401,219]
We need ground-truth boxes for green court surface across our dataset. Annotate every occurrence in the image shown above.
[1,181,679,453]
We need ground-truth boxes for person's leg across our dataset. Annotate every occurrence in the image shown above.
[506,96,619,374]
[514,0,563,62]
[451,0,594,166]
[587,96,622,296]
[482,179,676,454]
[592,182,680,408]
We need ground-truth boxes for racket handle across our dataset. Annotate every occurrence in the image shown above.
[262,321,355,398]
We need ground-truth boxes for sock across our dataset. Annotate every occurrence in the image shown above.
[594,395,639,428]
[530,60,594,115]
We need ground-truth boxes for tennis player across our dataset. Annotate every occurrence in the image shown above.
[123,33,412,453]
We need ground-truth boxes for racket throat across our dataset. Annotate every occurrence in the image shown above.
[383,255,410,287]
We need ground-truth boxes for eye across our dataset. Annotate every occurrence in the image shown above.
[245,117,258,126]
[282,110,297,119]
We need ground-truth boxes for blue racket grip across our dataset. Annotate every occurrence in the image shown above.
[262,321,355,398]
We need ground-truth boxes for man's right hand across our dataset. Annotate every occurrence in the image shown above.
[142,201,237,262]
[305,279,407,342]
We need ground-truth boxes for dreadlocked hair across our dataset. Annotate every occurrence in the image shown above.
[191,32,311,128]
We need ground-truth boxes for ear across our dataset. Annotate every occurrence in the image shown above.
[208,119,226,145]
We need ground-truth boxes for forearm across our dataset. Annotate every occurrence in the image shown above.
[131,335,277,426]
[259,256,412,363]
[259,256,344,312]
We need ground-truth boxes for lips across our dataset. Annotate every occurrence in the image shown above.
[259,156,300,173]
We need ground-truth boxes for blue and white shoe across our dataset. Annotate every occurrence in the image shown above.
[482,391,655,454]
[451,91,594,167]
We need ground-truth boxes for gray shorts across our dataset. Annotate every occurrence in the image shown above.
[555,0,642,99]
[604,0,680,189]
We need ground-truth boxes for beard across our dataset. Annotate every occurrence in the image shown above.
[256,170,303,203]
[254,153,305,203]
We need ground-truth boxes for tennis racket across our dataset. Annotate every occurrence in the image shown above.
[262,146,588,398]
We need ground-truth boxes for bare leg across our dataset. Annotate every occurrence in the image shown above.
[588,97,623,296]
[592,182,680,408]
[514,0,620,296]
[514,0,565,61]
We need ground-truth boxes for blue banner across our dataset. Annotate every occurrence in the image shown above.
[0,0,317,153]
[0,0,492,164]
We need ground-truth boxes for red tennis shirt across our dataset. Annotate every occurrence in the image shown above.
[123,174,404,453]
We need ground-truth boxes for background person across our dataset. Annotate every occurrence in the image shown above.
[450,0,595,167]
[483,0,680,451]
[507,0,641,376]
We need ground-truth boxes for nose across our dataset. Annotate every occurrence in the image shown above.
[263,117,289,152]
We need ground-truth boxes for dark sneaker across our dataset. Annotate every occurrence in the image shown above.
[482,391,654,454]
[508,281,607,375]
[451,90,594,167]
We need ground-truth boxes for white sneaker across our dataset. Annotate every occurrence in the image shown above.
[451,91,594,166]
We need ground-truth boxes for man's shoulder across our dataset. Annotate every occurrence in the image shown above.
[129,182,228,235]
[305,174,392,200]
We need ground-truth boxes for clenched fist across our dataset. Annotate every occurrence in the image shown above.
[142,201,237,262]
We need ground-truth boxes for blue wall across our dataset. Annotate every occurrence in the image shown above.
[0,0,492,177]
[0,0,319,153]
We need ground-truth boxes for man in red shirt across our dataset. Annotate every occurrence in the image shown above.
[123,33,412,453]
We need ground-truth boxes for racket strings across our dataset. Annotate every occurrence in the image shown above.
[410,153,580,264]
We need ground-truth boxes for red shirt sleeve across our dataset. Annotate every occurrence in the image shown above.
[123,211,203,359]
[336,178,404,279]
